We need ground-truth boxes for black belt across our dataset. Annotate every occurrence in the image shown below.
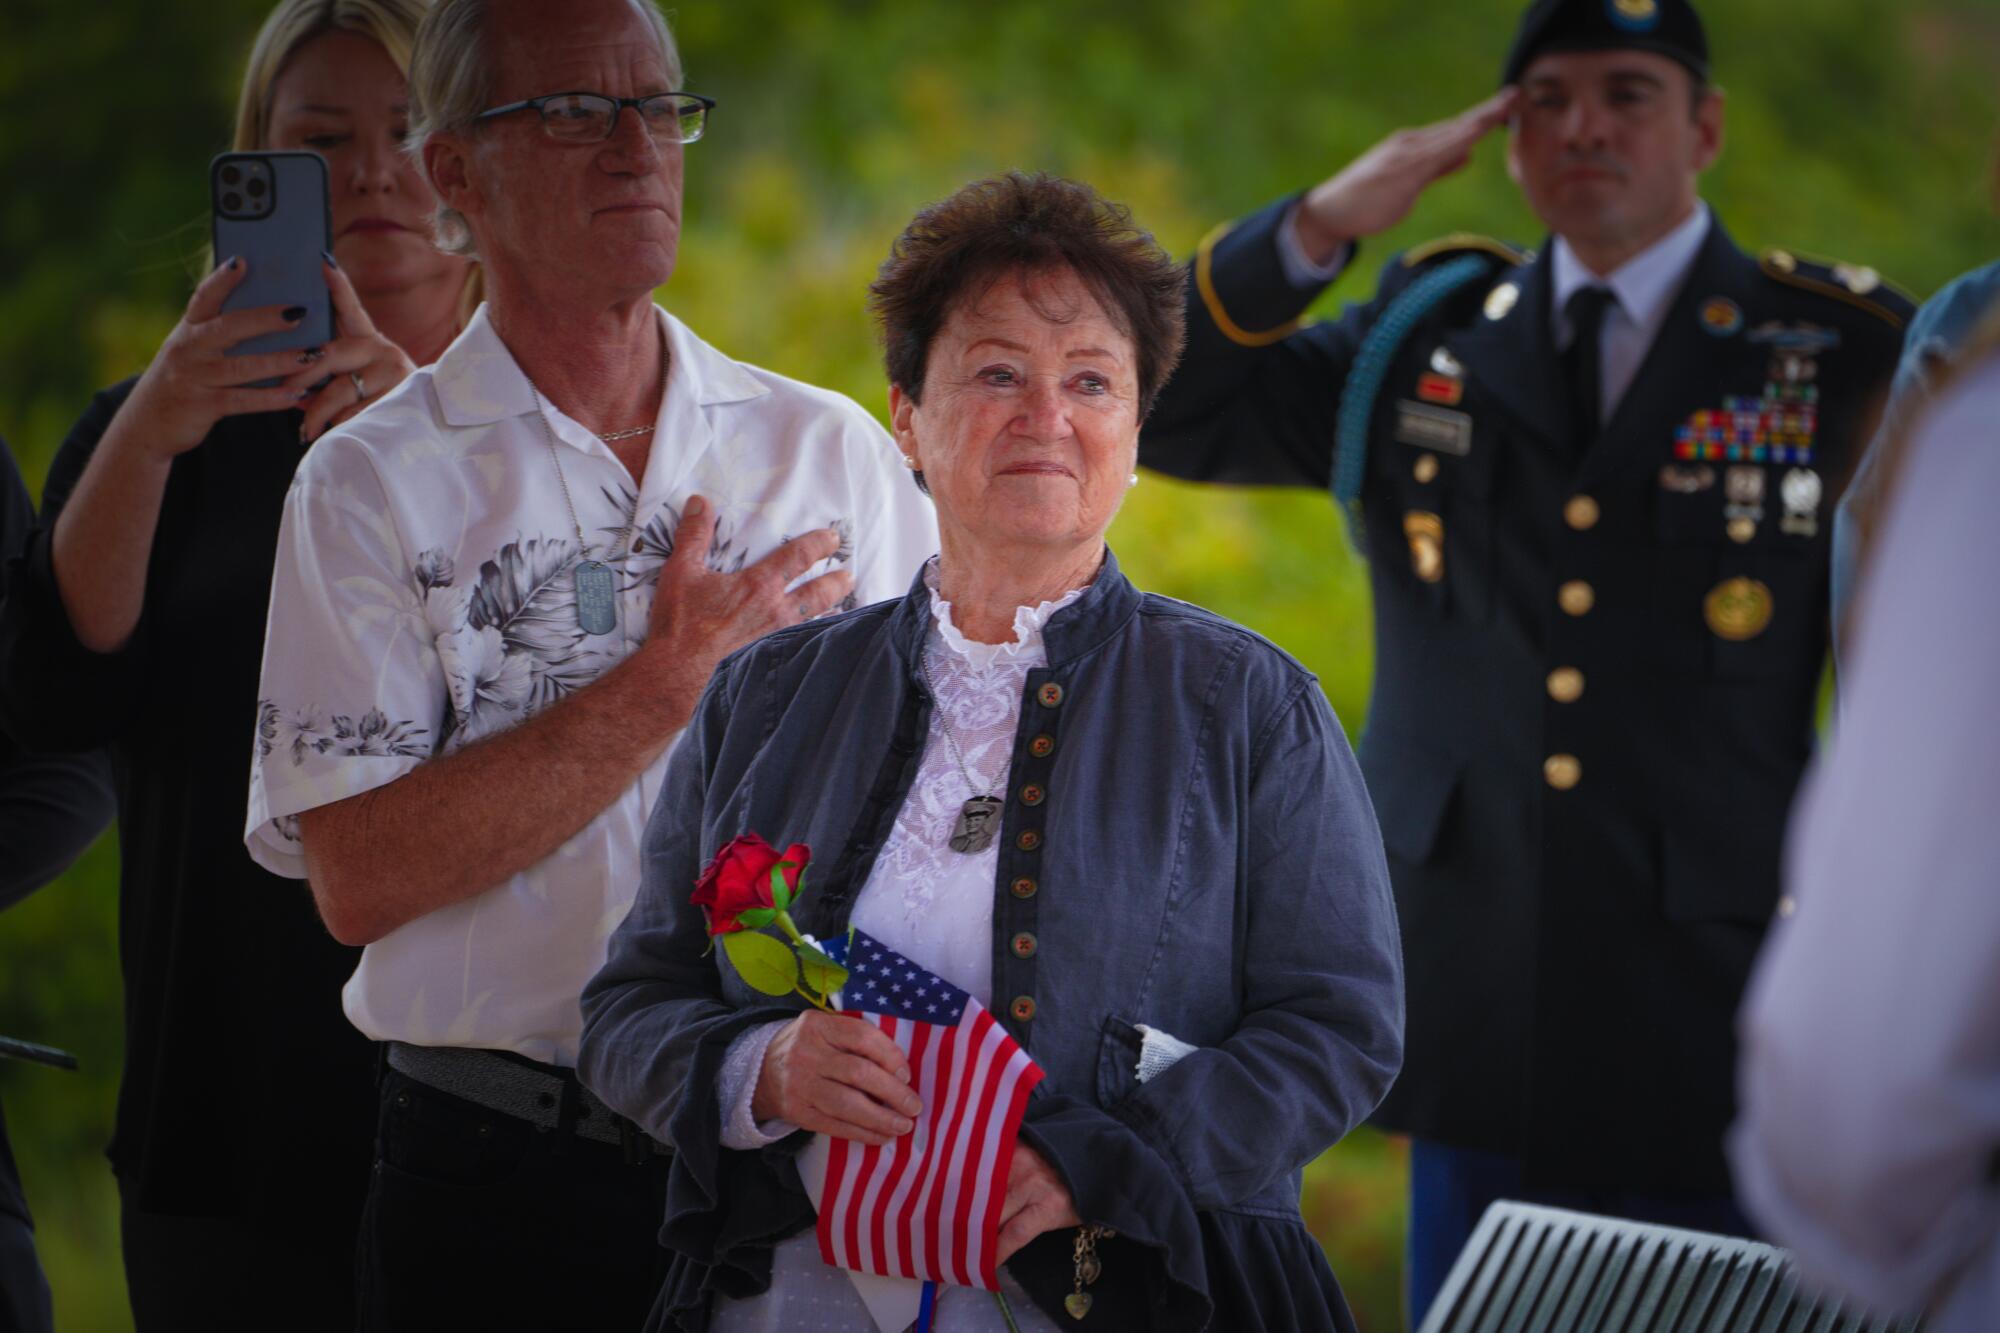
[386,1042,671,1161]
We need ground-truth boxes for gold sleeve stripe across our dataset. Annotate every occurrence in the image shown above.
[1194,221,1305,348]
[1760,252,1913,330]
[1401,233,1527,268]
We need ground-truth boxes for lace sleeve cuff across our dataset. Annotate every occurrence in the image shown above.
[716,1018,797,1150]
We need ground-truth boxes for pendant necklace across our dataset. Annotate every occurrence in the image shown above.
[917,643,1005,855]
[528,380,644,637]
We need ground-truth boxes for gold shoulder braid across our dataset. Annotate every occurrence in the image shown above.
[1064,1225,1113,1319]
[1400,232,1530,269]
[1759,248,1917,329]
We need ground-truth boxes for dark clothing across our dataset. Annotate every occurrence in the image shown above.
[0,384,378,1315]
[119,1181,357,1333]
[358,1067,672,1333]
[1405,1138,1754,1328]
[0,1101,52,1333]
[579,551,1404,1333]
[1142,198,1911,1195]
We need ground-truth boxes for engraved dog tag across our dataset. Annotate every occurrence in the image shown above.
[574,560,618,636]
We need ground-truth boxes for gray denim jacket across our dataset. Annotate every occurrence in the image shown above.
[579,549,1403,1331]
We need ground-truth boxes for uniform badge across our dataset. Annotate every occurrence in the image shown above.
[1431,347,1465,378]
[1658,464,1715,494]
[1484,283,1520,322]
[1416,372,1464,406]
[1724,465,1764,543]
[1403,511,1445,584]
[1781,467,1823,536]
[1396,401,1473,455]
[1705,577,1774,641]
[1413,453,1441,484]
[1699,298,1743,337]
[1608,0,1660,31]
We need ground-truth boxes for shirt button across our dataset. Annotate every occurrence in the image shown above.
[1029,734,1055,759]
[1011,876,1038,899]
[1544,754,1582,791]
[1015,829,1042,852]
[1546,667,1585,703]
[1564,495,1601,531]
[1020,784,1045,806]
[1011,932,1038,959]
[1558,580,1596,617]
[1037,683,1064,708]
[1010,996,1036,1022]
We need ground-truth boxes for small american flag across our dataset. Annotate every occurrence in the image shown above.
[816,929,1044,1292]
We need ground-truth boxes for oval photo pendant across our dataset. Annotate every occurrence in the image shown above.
[948,797,1003,854]
[574,560,618,636]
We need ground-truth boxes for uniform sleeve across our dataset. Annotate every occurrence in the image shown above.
[842,405,936,608]
[1732,362,2000,1321]
[0,382,152,753]
[244,436,443,878]
[1140,196,1389,489]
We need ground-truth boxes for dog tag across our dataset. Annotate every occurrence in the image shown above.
[574,560,618,636]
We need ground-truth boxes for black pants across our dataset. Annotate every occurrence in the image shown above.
[120,1183,358,1333]
[357,1067,672,1332]
[0,1102,51,1333]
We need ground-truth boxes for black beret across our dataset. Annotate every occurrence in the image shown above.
[1501,0,1710,87]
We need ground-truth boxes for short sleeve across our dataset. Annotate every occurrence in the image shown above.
[841,407,936,608]
[245,438,442,877]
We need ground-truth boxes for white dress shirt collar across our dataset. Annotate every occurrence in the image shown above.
[1550,201,1712,348]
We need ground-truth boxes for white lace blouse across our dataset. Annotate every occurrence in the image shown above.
[709,560,1079,1332]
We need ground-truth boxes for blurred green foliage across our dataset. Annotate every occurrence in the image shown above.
[2,1,1996,1329]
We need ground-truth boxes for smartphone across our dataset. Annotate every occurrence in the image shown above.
[210,151,334,362]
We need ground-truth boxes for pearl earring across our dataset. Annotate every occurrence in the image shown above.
[1127,472,1139,489]
[901,455,921,471]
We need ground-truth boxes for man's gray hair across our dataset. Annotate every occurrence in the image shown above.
[405,0,685,257]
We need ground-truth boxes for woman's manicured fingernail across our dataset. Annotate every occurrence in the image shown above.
[321,249,338,269]
[282,305,307,323]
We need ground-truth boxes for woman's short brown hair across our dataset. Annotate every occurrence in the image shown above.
[869,172,1186,419]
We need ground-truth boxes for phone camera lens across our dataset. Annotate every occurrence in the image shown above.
[222,192,244,213]
[220,164,242,186]
[246,177,268,199]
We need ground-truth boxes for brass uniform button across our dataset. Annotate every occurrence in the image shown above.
[1010,876,1038,899]
[1558,581,1595,617]
[1020,784,1045,807]
[1015,829,1042,852]
[1037,683,1064,708]
[1768,249,1798,274]
[1727,516,1757,544]
[1546,667,1585,703]
[1705,577,1775,641]
[1544,754,1582,791]
[1564,495,1601,531]
[1413,453,1440,484]
[1010,932,1037,959]
[1010,996,1036,1022]
[1029,734,1055,758]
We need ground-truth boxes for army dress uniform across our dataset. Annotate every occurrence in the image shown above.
[1140,196,1912,1198]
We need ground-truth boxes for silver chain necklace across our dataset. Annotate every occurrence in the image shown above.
[917,642,1005,855]
[528,380,640,637]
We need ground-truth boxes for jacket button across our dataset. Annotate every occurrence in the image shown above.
[1029,734,1055,758]
[1020,783,1045,806]
[1011,932,1037,959]
[1037,683,1064,708]
[1546,667,1585,703]
[1558,580,1595,616]
[1413,453,1440,484]
[1016,829,1042,852]
[1564,495,1601,531]
[1011,876,1038,899]
[1010,996,1036,1022]
[1544,754,1582,790]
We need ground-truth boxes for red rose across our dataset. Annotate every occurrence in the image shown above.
[691,833,810,936]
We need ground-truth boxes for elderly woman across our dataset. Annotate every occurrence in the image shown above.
[0,1,474,1326]
[579,173,1403,1333]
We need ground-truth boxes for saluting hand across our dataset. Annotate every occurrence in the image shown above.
[752,1010,923,1146]
[1293,88,1520,262]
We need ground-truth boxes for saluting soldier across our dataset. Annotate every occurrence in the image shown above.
[1139,0,1914,1322]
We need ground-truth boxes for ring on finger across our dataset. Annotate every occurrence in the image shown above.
[350,370,368,403]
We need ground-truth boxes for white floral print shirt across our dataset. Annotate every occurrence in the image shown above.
[245,303,937,1065]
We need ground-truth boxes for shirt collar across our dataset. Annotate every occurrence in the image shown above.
[1550,202,1712,343]
[428,301,769,435]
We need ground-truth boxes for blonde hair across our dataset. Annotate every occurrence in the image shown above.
[406,0,684,257]
[232,0,430,152]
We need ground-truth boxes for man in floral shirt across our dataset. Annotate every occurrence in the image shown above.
[243,0,934,1326]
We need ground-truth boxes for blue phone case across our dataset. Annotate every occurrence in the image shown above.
[211,151,334,362]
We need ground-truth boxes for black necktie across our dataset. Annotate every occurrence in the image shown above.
[1563,286,1614,447]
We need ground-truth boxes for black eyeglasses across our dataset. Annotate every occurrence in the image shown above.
[473,91,715,144]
